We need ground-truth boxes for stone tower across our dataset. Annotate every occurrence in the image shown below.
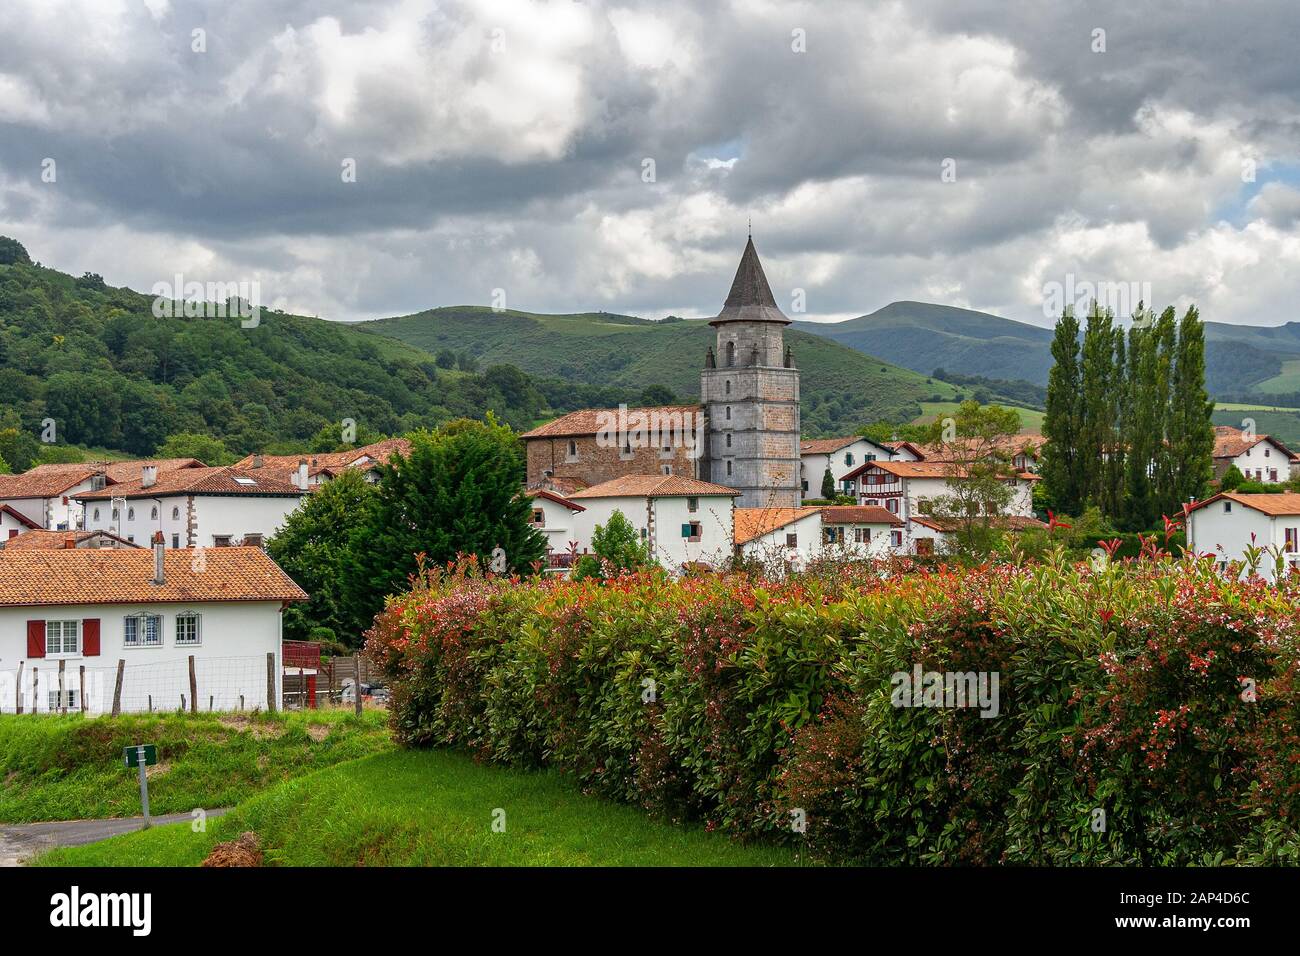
[700,237,801,508]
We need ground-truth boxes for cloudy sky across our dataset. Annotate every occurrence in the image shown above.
[2,0,1298,327]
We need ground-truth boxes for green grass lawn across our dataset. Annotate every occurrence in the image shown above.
[0,710,391,824]
[33,749,800,867]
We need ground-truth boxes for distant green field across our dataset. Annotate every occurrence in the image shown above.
[1215,401,1300,412]
[1251,359,1300,395]
[914,401,1044,433]
[1212,408,1300,447]
[362,307,962,436]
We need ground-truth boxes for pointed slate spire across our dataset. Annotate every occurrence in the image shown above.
[710,236,790,326]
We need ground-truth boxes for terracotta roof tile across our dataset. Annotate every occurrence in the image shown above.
[567,474,739,499]
[799,436,861,455]
[520,405,702,439]
[0,546,307,606]
[232,439,412,480]
[1188,491,1300,517]
[1,530,138,550]
[734,507,822,545]
[76,466,305,501]
[846,460,1039,481]
[1212,426,1297,461]
[819,505,902,526]
[0,469,100,499]
[22,458,205,484]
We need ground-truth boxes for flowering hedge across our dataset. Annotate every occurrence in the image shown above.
[366,556,1300,864]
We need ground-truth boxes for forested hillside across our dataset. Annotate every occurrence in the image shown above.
[360,306,964,435]
[0,238,650,468]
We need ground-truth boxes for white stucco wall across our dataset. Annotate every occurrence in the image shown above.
[0,600,284,713]
[81,493,301,547]
[739,511,824,568]
[1188,500,1300,579]
[1230,442,1293,483]
[573,494,735,571]
[529,496,582,556]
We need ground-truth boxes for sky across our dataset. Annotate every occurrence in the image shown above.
[1,0,1299,328]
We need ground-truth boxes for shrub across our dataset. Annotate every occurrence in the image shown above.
[367,555,1300,864]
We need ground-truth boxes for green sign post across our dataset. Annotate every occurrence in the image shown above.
[123,744,158,826]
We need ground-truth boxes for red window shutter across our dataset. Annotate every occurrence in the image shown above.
[82,619,101,656]
[26,620,45,658]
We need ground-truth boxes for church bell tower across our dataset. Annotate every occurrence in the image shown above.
[700,237,801,508]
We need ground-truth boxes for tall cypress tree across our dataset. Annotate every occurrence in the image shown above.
[1150,306,1179,516]
[1168,305,1215,509]
[1079,303,1115,508]
[1041,308,1086,514]
[1122,310,1160,530]
[1102,325,1127,519]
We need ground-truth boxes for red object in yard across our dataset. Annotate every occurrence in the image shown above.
[307,674,317,709]
[282,640,321,670]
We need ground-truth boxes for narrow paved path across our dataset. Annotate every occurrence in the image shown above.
[0,808,230,866]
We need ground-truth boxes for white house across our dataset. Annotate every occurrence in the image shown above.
[1213,426,1298,484]
[842,460,1038,521]
[75,465,306,548]
[566,474,738,572]
[527,489,586,570]
[734,506,825,570]
[0,458,205,532]
[1,504,41,541]
[0,542,306,713]
[1186,491,1300,579]
[799,437,896,498]
[819,505,904,557]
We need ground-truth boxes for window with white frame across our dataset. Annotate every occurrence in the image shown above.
[45,620,80,656]
[175,612,201,646]
[123,613,162,647]
[48,689,79,711]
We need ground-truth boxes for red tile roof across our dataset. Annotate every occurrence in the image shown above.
[567,474,739,499]
[76,466,305,500]
[22,458,205,484]
[0,546,307,606]
[1187,491,1300,517]
[233,439,412,480]
[1212,425,1298,461]
[0,529,138,550]
[819,505,903,526]
[910,435,1047,462]
[527,489,585,512]
[845,460,1039,482]
[799,436,861,455]
[734,506,821,545]
[0,469,100,499]
[520,405,702,439]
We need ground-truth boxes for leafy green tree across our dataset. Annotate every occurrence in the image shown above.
[0,417,39,472]
[307,421,385,453]
[1122,312,1161,530]
[268,470,376,645]
[639,384,678,406]
[923,400,1021,556]
[156,432,235,465]
[0,237,30,266]
[821,466,836,500]
[1041,308,1085,514]
[44,371,123,447]
[1220,464,1245,491]
[435,349,457,369]
[342,416,545,634]
[573,510,651,580]
[1079,304,1116,506]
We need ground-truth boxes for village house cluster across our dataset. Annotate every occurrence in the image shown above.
[3,241,1298,712]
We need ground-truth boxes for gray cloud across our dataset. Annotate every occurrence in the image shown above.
[1,0,1299,328]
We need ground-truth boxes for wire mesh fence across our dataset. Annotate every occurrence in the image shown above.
[0,654,277,716]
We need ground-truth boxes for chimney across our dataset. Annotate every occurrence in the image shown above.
[63,534,76,549]
[296,459,309,491]
[151,531,165,586]
[141,464,158,489]
[252,455,264,469]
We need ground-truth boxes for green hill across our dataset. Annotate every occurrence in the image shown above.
[795,300,1298,395]
[794,301,1057,384]
[358,306,963,435]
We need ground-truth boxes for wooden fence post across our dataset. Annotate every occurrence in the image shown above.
[188,655,198,714]
[266,652,276,713]
[209,695,213,712]
[15,661,23,715]
[354,655,363,716]
[79,665,86,714]
[111,659,124,717]
[58,659,66,715]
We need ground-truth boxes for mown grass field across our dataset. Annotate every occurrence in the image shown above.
[0,710,391,823]
[34,749,799,867]
[914,401,1045,433]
